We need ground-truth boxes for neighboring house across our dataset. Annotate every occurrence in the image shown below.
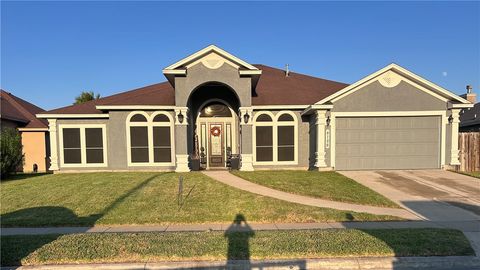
[459,88,479,132]
[0,90,50,172]
[37,45,473,173]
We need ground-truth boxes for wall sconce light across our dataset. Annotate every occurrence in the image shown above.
[178,112,184,124]
[448,115,453,124]
[243,113,250,124]
[326,116,331,126]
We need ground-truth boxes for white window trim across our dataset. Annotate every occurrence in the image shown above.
[126,111,175,167]
[253,111,298,165]
[58,124,108,168]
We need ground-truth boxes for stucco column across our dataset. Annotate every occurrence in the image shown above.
[174,107,190,172]
[449,108,461,166]
[239,107,254,171]
[315,110,328,168]
[47,119,59,171]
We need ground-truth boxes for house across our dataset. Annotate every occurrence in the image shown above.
[0,90,50,172]
[459,86,479,132]
[36,45,473,172]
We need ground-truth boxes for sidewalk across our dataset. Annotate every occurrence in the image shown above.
[2,256,480,270]
[3,220,479,235]
[202,171,419,219]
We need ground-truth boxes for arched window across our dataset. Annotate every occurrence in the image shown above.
[127,111,174,165]
[253,111,297,164]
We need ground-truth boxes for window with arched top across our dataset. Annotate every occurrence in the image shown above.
[126,111,174,165]
[253,111,297,164]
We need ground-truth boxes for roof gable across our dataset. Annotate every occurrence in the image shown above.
[163,45,258,73]
[163,45,261,75]
[315,63,471,106]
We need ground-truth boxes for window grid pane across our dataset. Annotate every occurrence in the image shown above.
[256,126,273,161]
[63,128,81,164]
[85,128,104,164]
[277,126,295,161]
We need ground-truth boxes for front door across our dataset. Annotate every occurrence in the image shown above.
[209,123,224,167]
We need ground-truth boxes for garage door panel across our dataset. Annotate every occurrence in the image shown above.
[336,116,440,170]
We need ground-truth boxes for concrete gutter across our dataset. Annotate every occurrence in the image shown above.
[2,256,480,270]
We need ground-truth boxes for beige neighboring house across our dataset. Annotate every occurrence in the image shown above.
[37,45,473,173]
[0,90,50,172]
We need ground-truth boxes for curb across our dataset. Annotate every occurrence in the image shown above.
[2,256,480,270]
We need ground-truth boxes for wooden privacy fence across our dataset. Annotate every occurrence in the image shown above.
[458,132,480,172]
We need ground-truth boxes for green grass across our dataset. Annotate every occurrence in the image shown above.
[0,172,400,227]
[1,229,473,266]
[231,171,399,208]
[454,171,480,179]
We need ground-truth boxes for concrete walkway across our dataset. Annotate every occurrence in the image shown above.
[2,220,479,236]
[202,171,419,219]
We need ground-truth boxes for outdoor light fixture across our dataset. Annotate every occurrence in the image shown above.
[243,113,250,124]
[326,116,331,126]
[178,112,184,124]
[448,115,453,124]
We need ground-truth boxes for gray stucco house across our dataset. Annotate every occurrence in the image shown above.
[37,45,473,172]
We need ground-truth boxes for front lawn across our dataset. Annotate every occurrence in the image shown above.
[231,171,399,208]
[1,228,473,266]
[0,172,399,227]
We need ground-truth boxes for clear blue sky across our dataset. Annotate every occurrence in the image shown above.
[2,1,479,110]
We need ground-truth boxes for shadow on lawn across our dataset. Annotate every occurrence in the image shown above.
[1,173,51,182]
[0,173,162,266]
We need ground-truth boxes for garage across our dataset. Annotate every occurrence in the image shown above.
[335,116,441,170]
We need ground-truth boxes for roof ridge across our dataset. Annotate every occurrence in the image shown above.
[253,64,349,86]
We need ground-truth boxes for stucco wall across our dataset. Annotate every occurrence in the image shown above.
[21,131,48,172]
[332,81,447,112]
[174,63,252,107]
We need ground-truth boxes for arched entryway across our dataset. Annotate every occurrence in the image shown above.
[187,82,240,169]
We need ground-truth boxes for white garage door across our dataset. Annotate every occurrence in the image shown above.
[335,116,441,170]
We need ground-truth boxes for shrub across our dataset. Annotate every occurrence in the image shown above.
[1,128,24,178]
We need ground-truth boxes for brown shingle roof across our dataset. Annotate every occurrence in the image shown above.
[43,82,175,115]
[460,102,480,128]
[252,65,349,105]
[41,65,348,114]
[0,90,48,128]
[97,82,174,106]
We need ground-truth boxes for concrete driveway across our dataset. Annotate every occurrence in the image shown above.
[339,170,480,222]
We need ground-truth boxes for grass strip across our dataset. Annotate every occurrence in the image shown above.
[1,228,474,266]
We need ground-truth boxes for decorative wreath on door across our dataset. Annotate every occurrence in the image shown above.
[210,126,221,137]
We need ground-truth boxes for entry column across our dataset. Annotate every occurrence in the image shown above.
[239,107,254,171]
[315,110,328,169]
[449,108,461,166]
[174,107,190,172]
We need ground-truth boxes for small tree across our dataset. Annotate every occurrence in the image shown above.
[1,128,24,178]
[74,91,100,104]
